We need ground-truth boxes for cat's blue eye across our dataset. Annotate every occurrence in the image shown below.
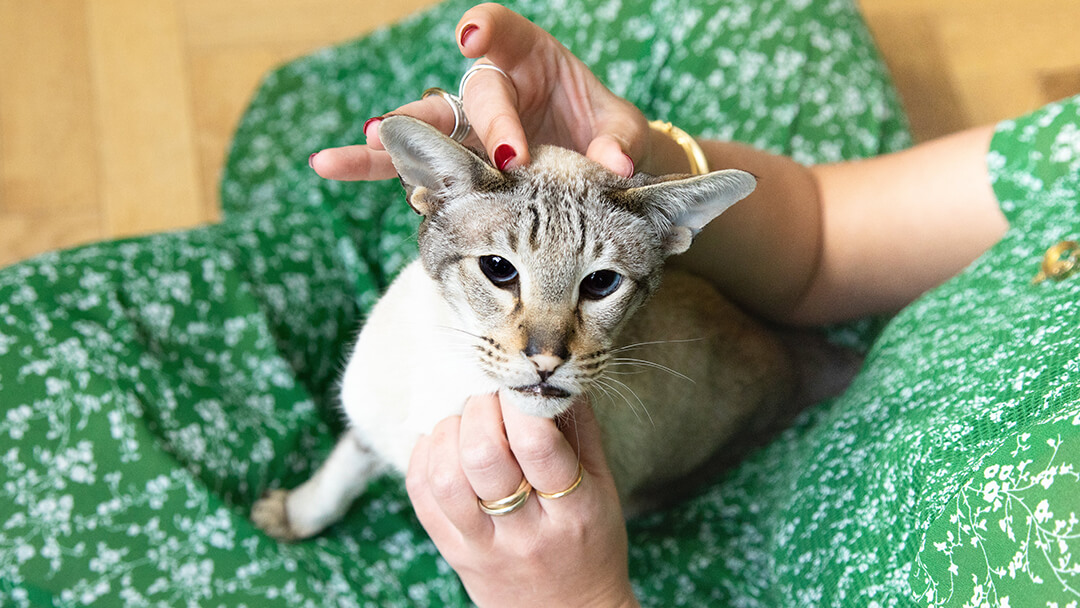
[580,270,622,300]
[478,255,518,287]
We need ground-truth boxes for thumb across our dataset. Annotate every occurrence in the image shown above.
[585,134,635,178]
[584,105,649,178]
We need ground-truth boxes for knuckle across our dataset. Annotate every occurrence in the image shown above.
[426,466,465,503]
[511,429,560,466]
[404,467,427,499]
[459,439,507,475]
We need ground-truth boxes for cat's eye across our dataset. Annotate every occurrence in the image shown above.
[580,270,622,300]
[478,255,519,287]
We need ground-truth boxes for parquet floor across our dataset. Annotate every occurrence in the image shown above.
[2,0,1078,267]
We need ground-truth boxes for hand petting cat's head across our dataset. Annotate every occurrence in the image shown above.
[379,116,755,418]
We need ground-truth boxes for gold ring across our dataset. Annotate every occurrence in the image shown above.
[536,463,584,500]
[478,478,532,516]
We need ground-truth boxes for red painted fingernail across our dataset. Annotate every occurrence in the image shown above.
[459,24,479,47]
[623,153,635,177]
[308,152,318,169]
[363,117,382,139]
[494,144,516,171]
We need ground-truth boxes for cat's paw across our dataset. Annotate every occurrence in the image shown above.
[251,489,305,541]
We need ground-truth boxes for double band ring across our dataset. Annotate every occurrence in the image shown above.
[478,477,533,516]
[422,87,470,142]
[459,62,511,98]
[537,463,585,500]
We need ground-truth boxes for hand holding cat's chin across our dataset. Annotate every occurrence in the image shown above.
[497,386,576,419]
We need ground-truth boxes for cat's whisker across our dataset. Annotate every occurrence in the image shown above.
[594,377,651,426]
[609,337,704,354]
[589,379,633,420]
[602,376,654,426]
[586,381,620,409]
[609,357,694,383]
[433,324,485,341]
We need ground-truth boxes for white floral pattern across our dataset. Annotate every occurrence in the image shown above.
[3,0,1076,606]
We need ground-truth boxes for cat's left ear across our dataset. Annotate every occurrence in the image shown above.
[626,169,756,255]
[378,115,505,216]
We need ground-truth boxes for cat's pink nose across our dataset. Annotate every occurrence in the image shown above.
[530,354,564,382]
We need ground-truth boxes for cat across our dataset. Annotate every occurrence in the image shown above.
[250,115,802,540]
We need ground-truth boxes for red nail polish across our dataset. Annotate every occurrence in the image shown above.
[623,153,635,177]
[308,152,318,169]
[494,144,516,171]
[363,117,382,138]
[459,24,478,47]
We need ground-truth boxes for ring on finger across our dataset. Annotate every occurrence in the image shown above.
[422,87,470,142]
[536,463,585,500]
[478,477,533,516]
[459,63,512,99]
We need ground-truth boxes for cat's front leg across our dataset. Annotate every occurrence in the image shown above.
[252,431,386,541]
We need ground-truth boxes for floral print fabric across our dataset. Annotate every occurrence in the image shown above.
[2,0,1075,606]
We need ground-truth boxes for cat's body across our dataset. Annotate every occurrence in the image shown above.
[251,116,805,540]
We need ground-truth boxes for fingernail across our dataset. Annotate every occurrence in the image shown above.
[363,116,382,139]
[494,144,517,171]
[623,153,635,177]
[308,152,318,169]
[459,24,478,47]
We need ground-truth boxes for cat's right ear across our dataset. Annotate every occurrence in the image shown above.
[378,115,505,216]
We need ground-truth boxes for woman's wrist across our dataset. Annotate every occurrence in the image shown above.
[637,121,697,176]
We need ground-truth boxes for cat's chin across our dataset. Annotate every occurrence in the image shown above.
[498,385,576,419]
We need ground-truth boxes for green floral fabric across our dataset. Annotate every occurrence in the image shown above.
[2,0,1075,606]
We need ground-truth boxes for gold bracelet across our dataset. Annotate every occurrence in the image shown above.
[648,120,710,175]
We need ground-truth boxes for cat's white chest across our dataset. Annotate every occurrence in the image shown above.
[339,260,498,472]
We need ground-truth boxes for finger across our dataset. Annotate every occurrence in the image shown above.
[368,95,462,151]
[460,63,529,170]
[499,392,586,507]
[457,394,530,507]
[457,4,550,66]
[556,397,609,471]
[586,135,636,178]
[309,144,398,181]
[585,101,651,177]
[416,416,494,538]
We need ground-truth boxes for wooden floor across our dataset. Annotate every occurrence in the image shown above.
[2,0,1078,267]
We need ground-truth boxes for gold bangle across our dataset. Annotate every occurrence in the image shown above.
[648,120,710,176]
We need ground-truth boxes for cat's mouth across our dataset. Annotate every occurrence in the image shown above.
[510,382,572,399]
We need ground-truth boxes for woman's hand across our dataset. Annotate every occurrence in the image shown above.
[406,394,639,608]
[309,3,647,181]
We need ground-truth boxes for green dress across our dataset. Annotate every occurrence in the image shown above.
[0,0,1076,605]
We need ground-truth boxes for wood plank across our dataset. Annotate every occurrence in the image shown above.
[0,211,102,266]
[182,0,441,217]
[85,0,205,239]
[937,8,1078,126]
[0,0,100,213]
[182,0,441,49]
[859,12,969,142]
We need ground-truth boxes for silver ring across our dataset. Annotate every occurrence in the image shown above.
[422,87,470,142]
[459,63,511,99]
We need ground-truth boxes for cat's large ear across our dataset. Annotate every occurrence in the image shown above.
[623,169,756,255]
[378,115,505,216]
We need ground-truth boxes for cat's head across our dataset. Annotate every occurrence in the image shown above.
[380,115,755,418]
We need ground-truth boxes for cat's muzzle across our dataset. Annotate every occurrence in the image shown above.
[511,382,571,399]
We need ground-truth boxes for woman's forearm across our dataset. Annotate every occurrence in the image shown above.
[651,125,1007,325]
[645,129,824,322]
